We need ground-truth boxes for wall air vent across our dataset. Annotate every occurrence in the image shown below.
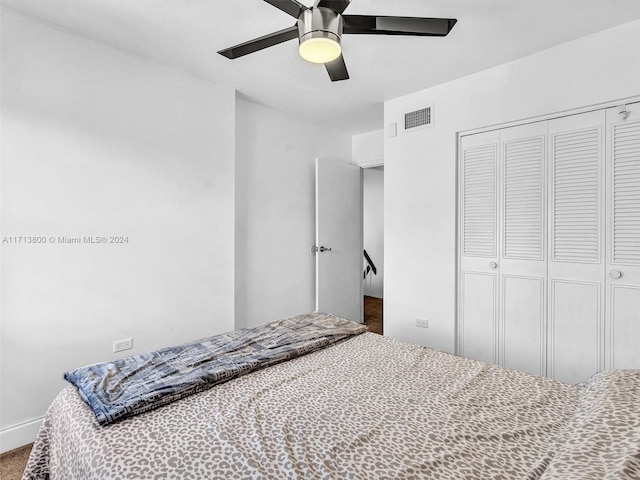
[403,105,433,133]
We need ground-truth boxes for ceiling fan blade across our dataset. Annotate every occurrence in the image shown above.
[343,15,457,36]
[314,0,351,14]
[264,0,307,18]
[325,54,349,82]
[218,25,299,59]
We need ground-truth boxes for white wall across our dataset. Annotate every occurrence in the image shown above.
[234,98,352,328]
[0,9,235,451]
[363,168,383,298]
[384,20,640,354]
[352,129,384,167]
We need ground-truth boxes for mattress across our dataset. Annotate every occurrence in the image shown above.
[23,318,640,479]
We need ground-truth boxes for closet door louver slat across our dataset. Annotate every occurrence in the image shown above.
[552,128,601,263]
[463,145,497,257]
[504,137,544,260]
[612,121,640,265]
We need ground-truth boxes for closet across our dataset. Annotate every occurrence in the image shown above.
[458,102,640,384]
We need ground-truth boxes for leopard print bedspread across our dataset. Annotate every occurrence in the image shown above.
[23,332,640,479]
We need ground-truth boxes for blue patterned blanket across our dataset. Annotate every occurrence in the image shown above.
[65,312,366,425]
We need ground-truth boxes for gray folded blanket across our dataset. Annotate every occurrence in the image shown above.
[64,312,366,425]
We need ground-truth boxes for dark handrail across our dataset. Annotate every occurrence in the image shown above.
[363,250,377,276]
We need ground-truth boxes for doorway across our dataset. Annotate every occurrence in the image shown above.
[363,166,384,334]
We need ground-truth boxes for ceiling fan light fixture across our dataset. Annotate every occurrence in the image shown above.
[298,34,341,64]
[297,7,344,64]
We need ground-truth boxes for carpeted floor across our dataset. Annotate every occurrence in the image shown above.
[0,443,32,480]
[364,295,383,335]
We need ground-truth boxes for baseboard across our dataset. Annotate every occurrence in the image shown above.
[0,417,43,453]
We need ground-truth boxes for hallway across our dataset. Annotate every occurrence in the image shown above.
[363,296,383,335]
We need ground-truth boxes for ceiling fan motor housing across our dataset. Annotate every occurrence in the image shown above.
[297,7,344,46]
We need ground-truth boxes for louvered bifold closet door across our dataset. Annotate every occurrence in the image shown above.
[458,130,500,364]
[547,110,606,385]
[499,122,547,376]
[605,102,640,370]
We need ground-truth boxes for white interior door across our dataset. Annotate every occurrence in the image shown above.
[605,102,640,370]
[499,121,547,376]
[458,130,500,364]
[315,158,363,322]
[547,110,606,384]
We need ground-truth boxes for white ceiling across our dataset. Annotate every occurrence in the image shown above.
[2,0,640,134]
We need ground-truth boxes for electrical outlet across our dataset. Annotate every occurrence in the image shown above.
[113,337,133,353]
[416,318,429,328]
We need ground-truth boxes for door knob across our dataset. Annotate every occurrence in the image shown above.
[489,261,498,269]
[610,269,623,279]
[312,245,332,254]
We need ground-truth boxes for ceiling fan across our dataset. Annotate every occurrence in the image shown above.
[218,0,457,82]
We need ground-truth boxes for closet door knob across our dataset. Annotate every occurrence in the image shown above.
[610,269,623,280]
[489,261,498,269]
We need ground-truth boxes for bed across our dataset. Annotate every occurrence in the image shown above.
[23,313,640,479]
